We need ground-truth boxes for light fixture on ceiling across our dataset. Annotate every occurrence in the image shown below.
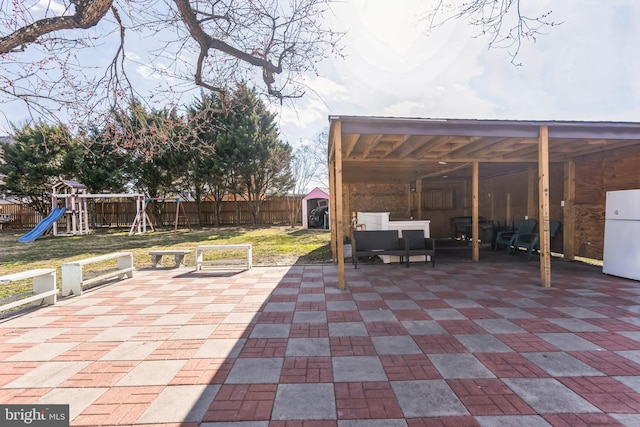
[442,175,448,178]
[438,161,447,165]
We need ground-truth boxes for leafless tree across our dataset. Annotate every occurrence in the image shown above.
[424,0,562,65]
[0,0,344,129]
[285,144,317,227]
[284,129,329,227]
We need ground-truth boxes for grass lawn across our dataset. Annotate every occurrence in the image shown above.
[0,225,332,303]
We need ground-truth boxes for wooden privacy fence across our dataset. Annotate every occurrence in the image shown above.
[0,197,302,230]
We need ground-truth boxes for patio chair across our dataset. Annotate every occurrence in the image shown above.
[512,220,562,260]
[401,229,436,267]
[493,218,537,252]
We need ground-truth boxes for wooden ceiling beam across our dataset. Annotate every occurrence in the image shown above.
[420,162,472,179]
[343,133,361,159]
[381,135,411,159]
[574,141,640,162]
[484,137,538,154]
[389,135,439,160]
[554,139,640,161]
[362,134,384,159]
[447,137,505,159]
[501,144,539,160]
[411,136,455,159]
[552,138,605,152]
[338,128,640,178]
[344,134,377,159]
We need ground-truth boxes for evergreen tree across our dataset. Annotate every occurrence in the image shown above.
[74,126,131,194]
[223,84,293,225]
[0,122,78,214]
[106,99,185,199]
[101,99,189,226]
[186,91,227,226]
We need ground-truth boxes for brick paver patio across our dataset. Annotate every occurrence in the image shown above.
[2,249,640,426]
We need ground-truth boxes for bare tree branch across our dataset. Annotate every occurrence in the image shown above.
[0,0,113,52]
[0,0,344,131]
[424,0,562,65]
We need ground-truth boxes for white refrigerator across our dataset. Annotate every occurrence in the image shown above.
[603,189,640,281]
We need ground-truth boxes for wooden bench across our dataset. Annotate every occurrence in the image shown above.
[195,244,252,271]
[0,268,57,312]
[61,252,134,297]
[352,230,409,269]
[149,250,191,268]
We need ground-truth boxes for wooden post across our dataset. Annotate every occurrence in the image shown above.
[489,185,494,224]
[416,179,423,220]
[563,161,576,260]
[329,132,337,263]
[538,126,551,287]
[472,162,480,261]
[334,121,346,290]
[527,166,536,219]
[344,184,352,241]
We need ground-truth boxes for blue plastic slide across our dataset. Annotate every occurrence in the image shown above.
[18,207,67,243]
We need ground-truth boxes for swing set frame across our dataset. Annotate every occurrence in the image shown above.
[130,197,191,235]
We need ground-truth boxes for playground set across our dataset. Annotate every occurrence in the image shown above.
[18,180,190,242]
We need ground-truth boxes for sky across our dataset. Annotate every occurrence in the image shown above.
[2,0,640,149]
[273,0,640,147]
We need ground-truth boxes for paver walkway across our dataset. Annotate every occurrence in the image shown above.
[2,250,640,426]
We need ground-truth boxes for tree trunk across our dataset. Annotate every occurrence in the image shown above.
[194,187,202,227]
[214,199,221,226]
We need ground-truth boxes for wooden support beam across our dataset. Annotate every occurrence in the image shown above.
[328,123,337,263]
[342,134,360,159]
[527,166,536,219]
[410,136,453,159]
[448,137,498,159]
[345,184,352,241]
[472,162,480,262]
[416,179,423,220]
[538,126,552,287]
[501,145,539,161]
[329,140,337,263]
[489,183,495,223]
[420,162,472,179]
[554,139,640,161]
[563,161,576,260]
[362,134,384,159]
[381,135,411,159]
[334,121,346,290]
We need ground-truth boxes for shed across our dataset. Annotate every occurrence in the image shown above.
[328,116,640,290]
[302,187,330,229]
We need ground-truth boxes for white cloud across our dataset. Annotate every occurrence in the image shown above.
[136,64,161,80]
[4,0,640,140]
[276,0,640,145]
[302,75,349,102]
[278,98,327,128]
[464,0,640,121]
[35,0,66,15]
[383,101,429,117]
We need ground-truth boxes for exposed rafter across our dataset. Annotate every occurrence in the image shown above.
[332,116,640,184]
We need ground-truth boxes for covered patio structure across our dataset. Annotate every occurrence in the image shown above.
[328,117,640,290]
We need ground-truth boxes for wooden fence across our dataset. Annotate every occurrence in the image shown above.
[0,197,303,230]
